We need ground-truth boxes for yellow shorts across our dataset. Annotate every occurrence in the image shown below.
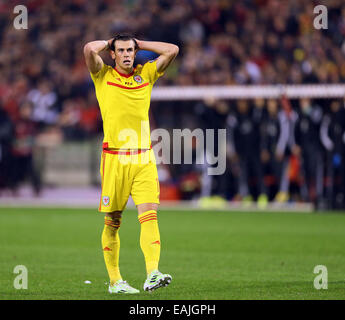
[98,149,160,212]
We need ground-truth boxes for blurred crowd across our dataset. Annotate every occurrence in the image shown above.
[163,96,345,209]
[0,0,345,208]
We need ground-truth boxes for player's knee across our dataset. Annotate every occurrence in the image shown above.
[106,211,122,221]
[137,203,159,215]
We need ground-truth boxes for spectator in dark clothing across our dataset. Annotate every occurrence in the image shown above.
[227,99,267,206]
[320,100,345,209]
[0,104,14,191]
[10,101,42,196]
[295,98,324,203]
[260,98,286,200]
[195,99,230,203]
[276,96,302,202]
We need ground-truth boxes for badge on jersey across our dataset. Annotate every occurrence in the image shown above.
[102,196,110,207]
[133,75,143,84]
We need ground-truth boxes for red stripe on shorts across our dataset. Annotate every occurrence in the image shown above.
[99,152,106,211]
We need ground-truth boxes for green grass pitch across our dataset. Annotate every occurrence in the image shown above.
[0,207,344,300]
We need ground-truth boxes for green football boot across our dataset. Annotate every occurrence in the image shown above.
[108,280,140,294]
[143,270,172,292]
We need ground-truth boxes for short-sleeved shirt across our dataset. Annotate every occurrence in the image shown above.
[90,60,163,149]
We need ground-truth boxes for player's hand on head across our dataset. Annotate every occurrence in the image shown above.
[133,38,141,53]
[107,38,113,51]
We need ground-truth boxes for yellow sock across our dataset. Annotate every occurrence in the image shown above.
[138,210,161,275]
[102,216,122,285]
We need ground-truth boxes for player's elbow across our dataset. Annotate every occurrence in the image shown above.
[83,43,97,58]
[170,44,179,57]
[83,43,92,56]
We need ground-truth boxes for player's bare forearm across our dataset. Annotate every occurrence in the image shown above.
[136,39,179,73]
[83,39,112,74]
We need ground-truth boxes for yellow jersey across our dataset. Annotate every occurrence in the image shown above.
[90,60,163,149]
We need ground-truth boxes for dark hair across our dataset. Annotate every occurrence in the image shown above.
[110,34,138,51]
